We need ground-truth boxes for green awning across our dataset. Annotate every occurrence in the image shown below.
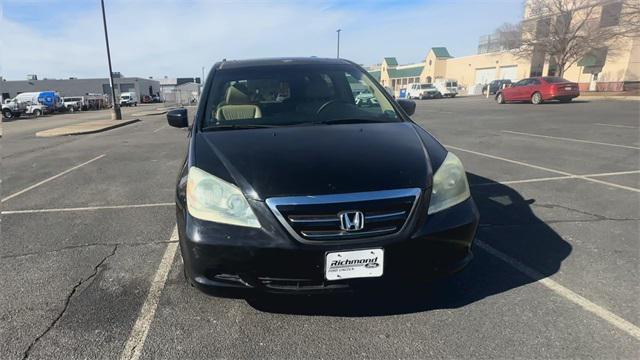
[578,48,607,67]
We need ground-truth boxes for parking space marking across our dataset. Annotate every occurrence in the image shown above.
[582,170,640,177]
[476,240,640,341]
[120,226,179,360]
[152,124,168,133]
[1,203,173,215]
[471,170,640,187]
[502,130,640,150]
[447,145,640,193]
[471,175,574,187]
[1,154,106,203]
[446,145,572,176]
[594,123,639,129]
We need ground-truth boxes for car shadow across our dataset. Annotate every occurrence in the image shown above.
[245,172,572,316]
[502,100,589,105]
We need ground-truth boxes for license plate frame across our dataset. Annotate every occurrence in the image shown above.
[325,248,384,281]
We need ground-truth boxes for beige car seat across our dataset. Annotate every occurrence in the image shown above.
[215,85,262,121]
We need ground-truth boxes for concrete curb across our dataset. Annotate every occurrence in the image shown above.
[131,110,168,116]
[35,119,140,137]
[578,96,640,101]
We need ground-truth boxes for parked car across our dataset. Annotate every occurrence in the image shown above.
[166,57,479,295]
[2,98,46,119]
[62,97,83,112]
[119,92,138,107]
[483,79,512,95]
[434,79,458,97]
[407,83,442,99]
[496,76,580,104]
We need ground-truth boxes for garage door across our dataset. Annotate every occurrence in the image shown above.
[474,67,497,85]
[500,65,518,80]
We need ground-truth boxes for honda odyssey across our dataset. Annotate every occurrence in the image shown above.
[167,57,479,294]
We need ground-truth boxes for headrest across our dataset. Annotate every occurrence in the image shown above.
[304,76,333,99]
[225,84,251,105]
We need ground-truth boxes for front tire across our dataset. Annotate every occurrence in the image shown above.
[496,93,505,104]
[531,92,543,105]
[2,109,13,119]
[33,109,42,118]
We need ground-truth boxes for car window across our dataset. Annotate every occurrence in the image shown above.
[202,64,400,129]
[543,76,570,83]
[529,79,541,85]
[514,79,528,87]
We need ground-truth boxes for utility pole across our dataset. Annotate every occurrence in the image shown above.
[101,0,122,120]
[336,29,341,58]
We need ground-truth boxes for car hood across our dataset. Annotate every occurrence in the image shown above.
[195,122,432,200]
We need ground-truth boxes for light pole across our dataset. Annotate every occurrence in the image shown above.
[336,29,341,58]
[100,0,122,120]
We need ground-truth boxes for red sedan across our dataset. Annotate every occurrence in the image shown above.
[496,76,580,104]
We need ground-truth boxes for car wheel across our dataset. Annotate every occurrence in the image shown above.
[531,92,543,105]
[496,93,505,104]
[2,109,13,119]
[33,109,42,118]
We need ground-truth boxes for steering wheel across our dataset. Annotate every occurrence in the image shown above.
[316,99,351,115]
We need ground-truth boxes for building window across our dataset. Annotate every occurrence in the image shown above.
[1,92,9,101]
[401,78,407,85]
[426,76,432,83]
[600,2,622,27]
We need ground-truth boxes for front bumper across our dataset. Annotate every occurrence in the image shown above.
[420,92,440,99]
[177,196,479,295]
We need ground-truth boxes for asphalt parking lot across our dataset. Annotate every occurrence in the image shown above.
[2,97,638,359]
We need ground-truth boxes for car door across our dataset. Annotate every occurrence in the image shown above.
[505,79,527,100]
[523,78,541,99]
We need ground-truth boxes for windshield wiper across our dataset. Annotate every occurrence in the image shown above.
[202,124,275,131]
[311,118,390,125]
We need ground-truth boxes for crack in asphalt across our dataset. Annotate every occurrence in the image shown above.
[478,217,639,228]
[478,202,638,228]
[532,203,637,221]
[21,244,119,360]
[1,240,178,260]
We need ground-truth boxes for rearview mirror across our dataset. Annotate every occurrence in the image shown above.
[396,99,416,116]
[167,108,188,128]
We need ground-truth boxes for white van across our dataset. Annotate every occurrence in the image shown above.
[119,92,138,107]
[406,83,442,99]
[434,79,458,97]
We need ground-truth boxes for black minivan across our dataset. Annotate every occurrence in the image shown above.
[167,58,479,294]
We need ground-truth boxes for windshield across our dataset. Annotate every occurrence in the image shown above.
[420,84,435,89]
[543,76,570,83]
[202,64,399,129]
[446,81,458,87]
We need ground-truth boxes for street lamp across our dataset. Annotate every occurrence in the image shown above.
[100,0,122,120]
[336,29,341,58]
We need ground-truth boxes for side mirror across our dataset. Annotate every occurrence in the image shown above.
[167,108,188,128]
[397,99,416,116]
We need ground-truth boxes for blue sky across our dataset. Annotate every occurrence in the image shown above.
[2,0,523,80]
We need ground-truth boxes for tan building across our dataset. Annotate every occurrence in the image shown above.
[368,1,639,94]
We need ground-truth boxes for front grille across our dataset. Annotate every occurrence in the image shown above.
[266,188,421,243]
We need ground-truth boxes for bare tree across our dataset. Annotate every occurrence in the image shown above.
[505,0,640,77]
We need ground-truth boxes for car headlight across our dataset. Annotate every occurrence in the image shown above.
[186,166,260,228]
[428,152,471,215]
